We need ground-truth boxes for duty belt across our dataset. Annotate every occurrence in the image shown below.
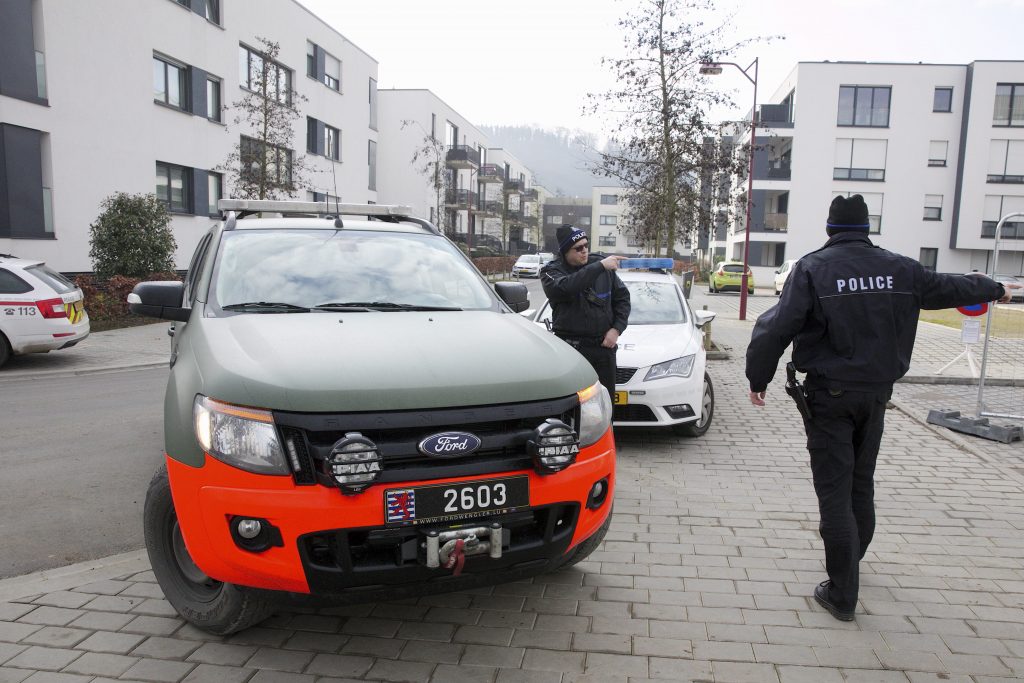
[557,335,603,349]
[784,362,814,420]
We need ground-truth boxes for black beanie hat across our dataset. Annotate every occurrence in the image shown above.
[556,224,587,256]
[826,195,870,236]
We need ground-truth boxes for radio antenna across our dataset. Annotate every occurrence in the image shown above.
[331,159,343,228]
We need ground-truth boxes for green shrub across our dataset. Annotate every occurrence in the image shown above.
[89,193,176,278]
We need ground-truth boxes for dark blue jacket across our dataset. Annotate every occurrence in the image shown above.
[541,254,630,340]
[746,233,1005,392]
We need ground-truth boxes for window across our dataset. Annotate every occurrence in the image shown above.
[239,44,291,105]
[308,117,338,159]
[42,187,53,234]
[35,50,46,99]
[155,161,191,212]
[599,215,617,226]
[307,42,341,91]
[325,125,340,161]
[368,140,377,191]
[982,194,1024,238]
[928,140,948,167]
[834,191,882,234]
[933,87,953,113]
[919,248,938,272]
[306,42,315,79]
[324,52,340,90]
[837,85,891,127]
[0,269,32,295]
[240,136,293,186]
[201,0,219,23]
[993,84,1024,126]
[369,78,378,131]
[599,235,617,247]
[600,194,618,205]
[309,191,341,205]
[833,139,887,181]
[207,172,222,215]
[547,215,562,224]
[987,139,1024,183]
[579,217,591,227]
[923,194,943,221]
[206,77,221,121]
[153,55,187,109]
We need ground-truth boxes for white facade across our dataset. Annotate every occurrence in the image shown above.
[1,0,378,272]
[590,186,689,257]
[716,61,1024,283]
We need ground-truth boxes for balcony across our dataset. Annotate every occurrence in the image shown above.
[766,162,791,180]
[444,188,477,209]
[475,199,503,217]
[757,103,793,128]
[503,179,525,194]
[523,188,539,201]
[506,208,524,222]
[478,164,505,183]
[446,145,480,169]
[762,212,789,232]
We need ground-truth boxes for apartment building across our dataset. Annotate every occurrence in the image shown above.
[589,186,691,257]
[542,197,592,253]
[712,60,1024,283]
[1,0,380,272]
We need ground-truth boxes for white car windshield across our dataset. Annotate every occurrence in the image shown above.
[212,229,496,311]
[624,281,687,324]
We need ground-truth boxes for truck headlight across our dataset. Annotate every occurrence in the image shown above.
[577,382,612,447]
[193,395,289,475]
[644,355,695,381]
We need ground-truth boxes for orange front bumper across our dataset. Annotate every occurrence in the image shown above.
[167,428,616,594]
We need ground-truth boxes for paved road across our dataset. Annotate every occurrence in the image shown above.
[0,368,168,578]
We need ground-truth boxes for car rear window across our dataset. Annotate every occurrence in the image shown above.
[0,268,33,294]
[25,265,76,293]
[723,264,745,273]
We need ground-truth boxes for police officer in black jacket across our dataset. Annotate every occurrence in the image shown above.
[541,225,631,400]
[745,194,1017,622]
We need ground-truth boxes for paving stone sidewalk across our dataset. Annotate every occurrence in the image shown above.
[1,311,1022,682]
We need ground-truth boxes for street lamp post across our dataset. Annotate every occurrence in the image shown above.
[700,58,758,321]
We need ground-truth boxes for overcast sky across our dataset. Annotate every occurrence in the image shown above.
[299,0,1024,135]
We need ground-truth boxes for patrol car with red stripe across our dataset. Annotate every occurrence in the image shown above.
[0,254,89,368]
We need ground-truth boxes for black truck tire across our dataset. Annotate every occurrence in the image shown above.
[144,465,275,635]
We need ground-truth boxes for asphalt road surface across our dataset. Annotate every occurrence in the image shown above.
[0,367,168,578]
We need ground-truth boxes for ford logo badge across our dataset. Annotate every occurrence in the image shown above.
[418,431,482,458]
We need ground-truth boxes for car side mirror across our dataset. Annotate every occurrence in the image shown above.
[128,281,190,322]
[693,310,716,328]
[495,281,529,313]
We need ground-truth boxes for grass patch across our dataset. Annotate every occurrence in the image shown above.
[920,307,1024,339]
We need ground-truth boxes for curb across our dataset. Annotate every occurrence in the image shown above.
[0,550,150,602]
[898,374,1024,387]
[0,361,168,383]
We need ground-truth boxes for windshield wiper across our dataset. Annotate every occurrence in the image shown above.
[314,301,462,312]
[222,302,311,313]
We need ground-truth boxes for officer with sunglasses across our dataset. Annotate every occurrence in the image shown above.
[541,225,630,401]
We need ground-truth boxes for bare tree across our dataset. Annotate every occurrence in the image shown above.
[221,37,313,200]
[402,120,455,235]
[587,0,757,257]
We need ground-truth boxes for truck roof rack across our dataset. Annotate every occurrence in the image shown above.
[216,200,439,235]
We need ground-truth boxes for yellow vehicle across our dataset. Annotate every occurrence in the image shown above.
[709,261,754,295]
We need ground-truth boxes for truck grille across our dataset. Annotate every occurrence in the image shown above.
[274,395,580,486]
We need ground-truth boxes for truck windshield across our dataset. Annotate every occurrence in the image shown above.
[211,229,496,312]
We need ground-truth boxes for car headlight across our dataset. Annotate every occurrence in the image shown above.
[193,395,289,475]
[577,381,612,447]
[644,355,696,381]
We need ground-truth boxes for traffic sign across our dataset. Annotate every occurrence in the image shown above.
[957,302,988,317]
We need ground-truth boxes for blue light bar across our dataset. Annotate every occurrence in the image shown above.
[619,258,675,270]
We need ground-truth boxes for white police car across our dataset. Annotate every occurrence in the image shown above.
[530,259,716,436]
[0,254,89,368]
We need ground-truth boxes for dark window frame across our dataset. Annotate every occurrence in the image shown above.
[599,215,617,226]
[600,194,618,205]
[239,44,292,106]
[240,135,293,187]
[919,248,938,272]
[994,83,1024,127]
[837,85,891,128]
[207,172,223,216]
[153,54,189,111]
[933,87,953,113]
[598,235,617,247]
[205,75,221,121]
[155,161,192,213]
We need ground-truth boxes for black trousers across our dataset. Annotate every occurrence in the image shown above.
[803,387,890,612]
[576,345,617,402]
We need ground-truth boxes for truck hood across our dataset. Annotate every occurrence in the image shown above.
[186,310,596,412]
[617,323,701,370]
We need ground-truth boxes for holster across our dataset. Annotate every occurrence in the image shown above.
[784,362,813,421]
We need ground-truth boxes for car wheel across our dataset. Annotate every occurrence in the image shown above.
[144,465,274,635]
[555,507,612,569]
[673,373,714,437]
[0,333,10,369]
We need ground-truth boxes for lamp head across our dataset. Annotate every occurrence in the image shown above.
[699,62,723,75]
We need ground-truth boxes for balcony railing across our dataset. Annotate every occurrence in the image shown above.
[478,164,505,183]
[506,209,524,221]
[445,145,480,169]
[503,179,525,194]
[444,188,477,208]
[766,163,791,180]
[763,212,788,232]
[757,103,793,128]
[523,188,538,201]
[475,199,503,216]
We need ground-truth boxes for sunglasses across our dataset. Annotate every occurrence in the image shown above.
[572,243,589,253]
